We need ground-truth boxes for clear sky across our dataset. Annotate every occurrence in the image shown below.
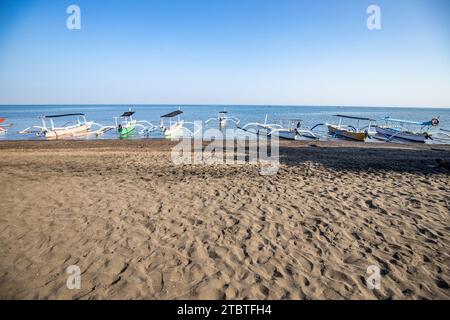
[0,0,449,107]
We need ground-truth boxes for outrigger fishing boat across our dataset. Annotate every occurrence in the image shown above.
[312,115,375,142]
[270,119,319,140]
[375,116,440,143]
[114,111,157,138]
[160,109,201,138]
[239,115,318,140]
[19,113,113,139]
[205,109,240,128]
[238,115,284,136]
[0,118,13,134]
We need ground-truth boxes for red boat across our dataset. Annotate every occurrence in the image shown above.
[0,118,13,134]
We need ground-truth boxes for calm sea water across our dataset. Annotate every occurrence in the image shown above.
[1,105,449,143]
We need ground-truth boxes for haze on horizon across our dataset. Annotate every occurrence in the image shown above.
[0,0,449,108]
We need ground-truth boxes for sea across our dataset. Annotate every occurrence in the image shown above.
[1,105,449,143]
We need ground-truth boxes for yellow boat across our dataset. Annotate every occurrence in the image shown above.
[327,124,367,141]
[326,115,375,142]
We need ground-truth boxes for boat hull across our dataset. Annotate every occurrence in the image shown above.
[257,126,318,141]
[376,127,426,143]
[44,123,92,139]
[118,124,135,137]
[163,123,185,139]
[274,130,296,140]
[327,125,366,141]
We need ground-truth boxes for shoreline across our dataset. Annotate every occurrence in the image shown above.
[1,138,447,149]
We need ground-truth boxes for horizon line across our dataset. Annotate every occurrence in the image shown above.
[0,103,449,109]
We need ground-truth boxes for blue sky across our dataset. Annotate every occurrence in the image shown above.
[0,0,449,107]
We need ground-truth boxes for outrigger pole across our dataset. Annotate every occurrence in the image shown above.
[382,116,440,128]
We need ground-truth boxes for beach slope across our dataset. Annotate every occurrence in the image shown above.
[0,140,449,299]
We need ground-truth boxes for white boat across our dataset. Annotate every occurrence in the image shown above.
[270,119,319,140]
[160,109,201,139]
[375,117,440,143]
[239,115,319,140]
[205,109,240,128]
[375,127,427,143]
[238,115,284,136]
[19,113,113,139]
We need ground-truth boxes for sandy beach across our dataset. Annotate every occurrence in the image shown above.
[0,139,449,300]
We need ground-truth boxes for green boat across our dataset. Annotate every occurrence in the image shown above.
[116,111,137,138]
[115,110,158,138]
[118,123,136,136]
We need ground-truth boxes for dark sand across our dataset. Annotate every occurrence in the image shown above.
[0,140,449,299]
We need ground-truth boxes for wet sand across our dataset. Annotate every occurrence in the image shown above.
[0,140,449,300]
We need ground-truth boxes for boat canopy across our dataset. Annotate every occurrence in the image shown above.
[43,113,85,118]
[161,110,183,118]
[219,111,228,114]
[334,115,375,121]
[0,118,5,124]
[120,111,135,117]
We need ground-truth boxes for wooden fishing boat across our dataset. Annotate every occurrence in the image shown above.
[160,109,201,139]
[19,114,114,139]
[325,115,375,142]
[375,117,439,143]
[46,123,92,139]
[205,109,240,128]
[272,119,319,140]
[327,124,367,141]
[375,127,427,143]
[239,116,319,140]
[115,110,157,138]
[21,114,93,139]
[160,110,185,138]
[238,115,281,136]
[116,111,136,137]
